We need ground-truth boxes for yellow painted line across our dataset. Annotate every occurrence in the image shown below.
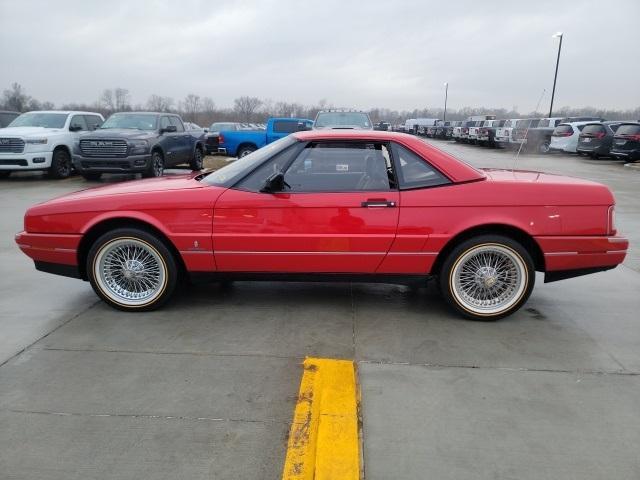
[282,357,360,480]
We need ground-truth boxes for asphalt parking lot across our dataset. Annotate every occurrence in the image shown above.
[1,142,639,479]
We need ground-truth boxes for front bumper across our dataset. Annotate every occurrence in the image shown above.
[535,234,628,281]
[0,151,53,170]
[73,154,152,173]
[15,231,82,277]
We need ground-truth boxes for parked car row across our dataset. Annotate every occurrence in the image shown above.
[399,114,640,161]
[0,110,206,179]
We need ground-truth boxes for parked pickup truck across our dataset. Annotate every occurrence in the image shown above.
[219,117,313,157]
[72,112,205,180]
[0,110,104,179]
[520,117,563,153]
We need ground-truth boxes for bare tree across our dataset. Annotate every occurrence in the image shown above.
[114,88,130,111]
[234,96,262,123]
[2,82,31,112]
[100,89,115,111]
[146,94,174,112]
[181,94,201,122]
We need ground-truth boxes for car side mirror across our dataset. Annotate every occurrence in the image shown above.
[161,125,177,134]
[260,172,289,193]
[69,125,83,132]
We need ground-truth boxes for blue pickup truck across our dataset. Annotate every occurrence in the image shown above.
[218,117,313,157]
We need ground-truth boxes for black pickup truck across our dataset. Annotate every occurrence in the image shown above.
[72,112,205,180]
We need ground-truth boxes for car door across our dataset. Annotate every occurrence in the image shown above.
[169,116,192,163]
[213,140,400,273]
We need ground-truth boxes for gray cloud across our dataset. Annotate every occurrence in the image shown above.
[1,0,639,111]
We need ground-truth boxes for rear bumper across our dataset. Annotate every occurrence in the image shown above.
[15,231,81,276]
[72,154,151,173]
[535,234,628,280]
[610,149,640,161]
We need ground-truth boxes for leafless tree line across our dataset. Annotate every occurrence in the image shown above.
[2,82,639,127]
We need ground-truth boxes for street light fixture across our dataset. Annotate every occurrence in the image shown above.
[443,82,449,122]
[549,32,563,117]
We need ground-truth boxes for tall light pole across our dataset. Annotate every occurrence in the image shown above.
[549,32,563,117]
[443,82,449,122]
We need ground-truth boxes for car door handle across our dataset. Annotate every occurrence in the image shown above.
[361,199,396,208]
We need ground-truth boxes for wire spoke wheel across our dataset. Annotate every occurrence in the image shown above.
[93,237,167,307]
[450,243,528,317]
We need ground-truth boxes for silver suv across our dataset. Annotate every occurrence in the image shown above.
[313,109,373,130]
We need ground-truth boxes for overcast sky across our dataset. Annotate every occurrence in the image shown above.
[1,0,639,112]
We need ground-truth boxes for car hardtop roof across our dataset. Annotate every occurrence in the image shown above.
[111,111,179,116]
[20,110,102,116]
[292,129,485,183]
[316,108,368,113]
[558,120,598,126]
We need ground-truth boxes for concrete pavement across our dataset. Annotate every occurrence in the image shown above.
[1,145,639,479]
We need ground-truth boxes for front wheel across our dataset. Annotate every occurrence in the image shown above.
[143,151,164,178]
[87,228,178,311]
[48,149,73,179]
[439,235,535,320]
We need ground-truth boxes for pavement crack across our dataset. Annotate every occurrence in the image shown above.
[38,347,305,360]
[5,408,289,425]
[0,300,100,370]
[357,359,640,376]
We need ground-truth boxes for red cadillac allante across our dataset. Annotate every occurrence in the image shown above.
[15,130,628,320]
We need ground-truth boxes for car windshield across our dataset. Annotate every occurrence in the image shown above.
[100,114,158,130]
[8,112,68,128]
[209,122,236,132]
[201,135,297,187]
[515,119,538,128]
[315,112,371,129]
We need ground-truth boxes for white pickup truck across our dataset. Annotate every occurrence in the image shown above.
[495,118,521,147]
[0,110,104,179]
[467,115,496,144]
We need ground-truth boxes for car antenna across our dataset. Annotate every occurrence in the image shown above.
[512,88,546,172]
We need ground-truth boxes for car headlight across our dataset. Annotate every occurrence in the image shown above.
[25,138,48,144]
[129,140,149,154]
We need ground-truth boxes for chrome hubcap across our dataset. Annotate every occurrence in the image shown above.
[94,238,166,306]
[452,244,526,315]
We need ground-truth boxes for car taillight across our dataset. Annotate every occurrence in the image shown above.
[617,134,640,142]
[218,133,225,144]
[608,205,617,235]
[462,128,468,133]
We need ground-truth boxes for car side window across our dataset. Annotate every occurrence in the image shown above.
[235,144,301,192]
[283,142,394,192]
[160,116,172,130]
[84,115,102,130]
[169,116,185,132]
[70,115,88,131]
[391,143,450,189]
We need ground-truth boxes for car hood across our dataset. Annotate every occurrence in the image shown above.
[0,126,63,137]
[81,129,156,140]
[45,174,205,205]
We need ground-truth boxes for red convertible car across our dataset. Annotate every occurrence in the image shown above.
[15,130,627,320]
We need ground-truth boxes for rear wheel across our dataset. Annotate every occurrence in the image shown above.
[237,145,256,158]
[538,141,551,154]
[439,235,535,321]
[48,149,73,179]
[189,147,203,170]
[143,150,164,178]
[87,228,178,311]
